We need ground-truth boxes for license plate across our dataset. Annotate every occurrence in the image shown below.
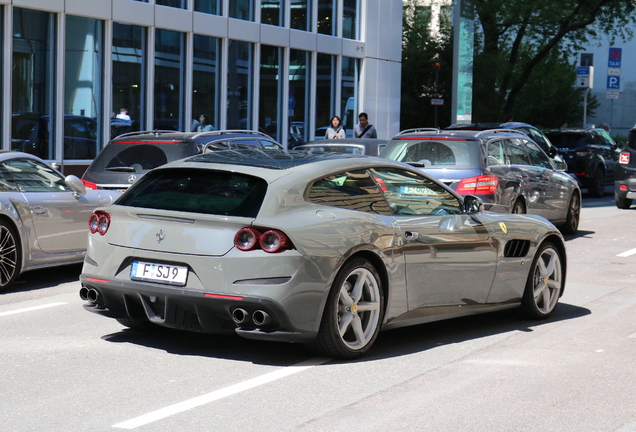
[400,185,433,195]
[130,261,188,286]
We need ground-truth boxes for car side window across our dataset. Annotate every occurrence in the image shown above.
[232,138,261,148]
[306,169,392,215]
[259,139,283,149]
[1,159,70,193]
[506,139,532,165]
[368,167,461,216]
[487,140,506,166]
[524,140,552,169]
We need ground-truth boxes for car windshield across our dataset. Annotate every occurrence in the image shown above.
[302,145,365,154]
[382,138,481,168]
[545,134,585,150]
[115,168,268,217]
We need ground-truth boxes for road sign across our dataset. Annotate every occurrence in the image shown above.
[607,75,620,90]
[606,90,619,100]
[576,66,593,88]
[431,98,444,106]
[608,47,622,68]
[608,68,621,76]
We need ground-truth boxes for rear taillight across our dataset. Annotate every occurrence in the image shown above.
[82,179,98,190]
[89,211,111,235]
[456,175,499,195]
[620,152,630,164]
[234,227,293,253]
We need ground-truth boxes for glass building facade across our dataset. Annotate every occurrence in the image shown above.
[0,0,402,175]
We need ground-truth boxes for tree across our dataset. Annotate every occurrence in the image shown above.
[472,0,635,121]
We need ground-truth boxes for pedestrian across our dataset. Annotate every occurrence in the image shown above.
[600,122,611,134]
[325,116,345,139]
[354,112,377,138]
[196,114,215,132]
[116,108,131,121]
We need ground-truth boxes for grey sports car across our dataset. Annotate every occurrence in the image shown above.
[0,151,119,289]
[80,149,567,359]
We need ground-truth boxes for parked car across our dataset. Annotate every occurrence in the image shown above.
[614,126,636,209]
[544,127,621,197]
[80,149,567,359]
[81,130,283,191]
[0,151,119,289]
[380,128,581,234]
[295,138,389,156]
[12,113,98,160]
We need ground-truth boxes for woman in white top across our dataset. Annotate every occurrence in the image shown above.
[325,116,345,139]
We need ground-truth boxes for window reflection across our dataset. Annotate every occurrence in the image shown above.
[318,0,336,36]
[192,35,221,132]
[259,45,282,143]
[154,29,184,131]
[291,0,311,31]
[227,40,253,129]
[343,0,358,39]
[65,15,103,160]
[12,8,56,159]
[194,0,221,14]
[229,1,254,21]
[112,23,146,137]
[341,57,358,132]
[262,0,284,26]
[156,0,185,8]
[316,54,335,133]
[289,50,310,145]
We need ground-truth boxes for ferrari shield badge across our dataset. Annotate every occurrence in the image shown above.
[499,222,508,234]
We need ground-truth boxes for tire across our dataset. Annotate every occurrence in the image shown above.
[512,199,526,214]
[0,221,21,289]
[560,193,580,235]
[116,317,156,330]
[615,192,633,209]
[307,258,384,359]
[587,168,605,197]
[519,242,563,319]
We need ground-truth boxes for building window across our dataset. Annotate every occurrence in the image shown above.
[262,0,284,26]
[289,49,310,144]
[65,15,103,160]
[229,1,254,21]
[343,0,359,40]
[316,54,336,133]
[112,23,146,137]
[259,45,282,143]
[341,56,358,131]
[156,0,185,8]
[318,0,336,36]
[291,0,311,31]
[192,35,221,132]
[12,8,56,159]
[227,40,253,129]
[154,29,185,131]
[194,0,221,15]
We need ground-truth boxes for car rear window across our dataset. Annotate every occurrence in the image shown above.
[115,168,267,217]
[382,138,481,168]
[544,133,585,150]
[85,142,195,174]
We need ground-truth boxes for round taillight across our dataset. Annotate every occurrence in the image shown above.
[260,230,289,253]
[234,228,260,251]
[89,211,110,236]
[88,213,100,234]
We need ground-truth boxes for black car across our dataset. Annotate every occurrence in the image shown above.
[614,127,636,209]
[81,130,283,191]
[544,127,622,197]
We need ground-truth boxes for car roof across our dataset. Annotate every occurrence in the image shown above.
[392,129,525,141]
[109,129,275,144]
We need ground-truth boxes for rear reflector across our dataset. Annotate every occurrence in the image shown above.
[204,293,244,300]
[456,175,499,195]
[620,184,628,191]
[620,152,630,164]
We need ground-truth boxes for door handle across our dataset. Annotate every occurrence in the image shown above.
[404,231,419,241]
[32,206,47,216]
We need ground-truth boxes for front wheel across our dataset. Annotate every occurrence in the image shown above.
[519,242,563,319]
[560,193,580,235]
[307,258,384,359]
[615,192,633,209]
[587,168,605,197]
[0,221,20,289]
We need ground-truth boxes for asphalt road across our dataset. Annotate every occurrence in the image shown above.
[1,189,635,432]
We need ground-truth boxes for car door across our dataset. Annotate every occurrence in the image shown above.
[3,158,94,253]
[504,138,549,217]
[370,167,497,308]
[596,129,621,180]
[522,139,569,221]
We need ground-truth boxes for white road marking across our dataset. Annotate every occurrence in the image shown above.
[0,302,67,317]
[617,248,636,258]
[113,357,330,429]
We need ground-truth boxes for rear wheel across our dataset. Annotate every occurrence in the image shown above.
[519,242,563,319]
[587,168,605,197]
[615,192,633,209]
[307,258,384,359]
[0,221,20,289]
[512,199,526,214]
[560,193,580,235]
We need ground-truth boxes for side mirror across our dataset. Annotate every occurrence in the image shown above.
[65,175,86,197]
[551,155,568,171]
[463,195,483,214]
[548,146,558,157]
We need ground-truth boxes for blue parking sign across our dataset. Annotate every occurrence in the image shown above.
[607,75,620,90]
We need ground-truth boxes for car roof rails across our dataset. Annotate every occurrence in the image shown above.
[397,127,441,135]
[192,129,272,140]
[115,130,178,139]
[474,128,527,137]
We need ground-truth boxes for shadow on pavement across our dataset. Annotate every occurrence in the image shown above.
[4,263,83,294]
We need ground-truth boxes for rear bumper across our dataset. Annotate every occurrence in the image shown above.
[614,178,636,199]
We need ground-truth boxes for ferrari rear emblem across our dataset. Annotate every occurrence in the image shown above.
[156,230,166,243]
[499,222,508,234]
